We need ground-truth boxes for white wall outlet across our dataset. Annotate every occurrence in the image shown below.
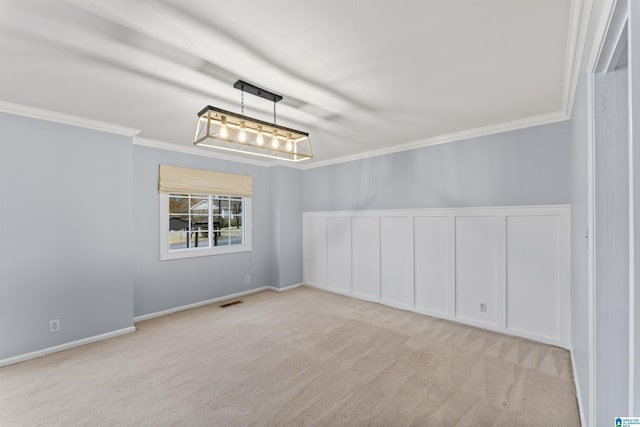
[245,275,250,284]
[479,303,487,312]
[49,319,61,333]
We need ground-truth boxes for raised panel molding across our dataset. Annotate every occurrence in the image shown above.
[507,216,561,340]
[304,217,327,287]
[455,216,499,326]
[327,217,351,294]
[351,217,381,300]
[414,216,449,315]
[380,217,412,307]
[303,205,571,348]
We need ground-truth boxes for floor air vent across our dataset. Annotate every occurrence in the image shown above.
[220,300,243,308]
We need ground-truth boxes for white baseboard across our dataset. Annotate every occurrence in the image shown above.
[134,286,274,322]
[0,326,136,368]
[133,284,303,322]
[570,348,586,427]
[1,285,305,368]
[267,283,303,292]
[306,283,570,349]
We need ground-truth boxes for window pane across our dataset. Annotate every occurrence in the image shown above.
[190,215,208,231]
[189,231,209,248]
[229,222,243,245]
[228,214,242,229]
[190,197,208,214]
[165,193,248,256]
[169,230,188,250]
[169,196,189,214]
[169,215,189,231]
[217,229,231,246]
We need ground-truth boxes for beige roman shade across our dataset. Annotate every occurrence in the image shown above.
[158,165,253,197]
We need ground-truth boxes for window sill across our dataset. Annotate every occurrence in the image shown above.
[160,244,252,261]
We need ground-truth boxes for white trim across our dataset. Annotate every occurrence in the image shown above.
[563,0,594,116]
[306,282,570,349]
[0,326,136,368]
[268,283,303,292]
[0,100,140,137]
[134,137,286,168]
[303,204,572,218]
[133,285,301,322]
[301,112,569,169]
[135,112,571,171]
[496,215,508,331]
[595,0,630,73]
[134,286,273,322]
[585,0,620,72]
[571,347,588,427]
[304,205,572,349]
[159,194,252,261]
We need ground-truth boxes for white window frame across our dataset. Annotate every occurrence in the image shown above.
[159,193,252,260]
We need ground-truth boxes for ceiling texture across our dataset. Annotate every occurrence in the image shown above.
[0,0,600,166]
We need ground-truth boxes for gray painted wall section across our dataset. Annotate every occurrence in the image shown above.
[569,71,590,422]
[0,113,133,360]
[132,145,272,317]
[303,121,571,211]
[268,166,303,288]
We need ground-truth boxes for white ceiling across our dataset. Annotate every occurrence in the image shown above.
[0,0,597,166]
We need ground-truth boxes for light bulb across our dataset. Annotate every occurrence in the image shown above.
[219,116,228,138]
[271,131,279,148]
[256,126,264,145]
[286,133,293,152]
[238,122,246,142]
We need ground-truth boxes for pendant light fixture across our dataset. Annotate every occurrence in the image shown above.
[194,80,312,162]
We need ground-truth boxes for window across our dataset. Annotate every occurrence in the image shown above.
[160,193,251,259]
[158,165,253,260]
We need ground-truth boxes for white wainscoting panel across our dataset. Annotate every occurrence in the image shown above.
[380,216,412,308]
[304,217,327,287]
[414,216,449,316]
[303,205,571,348]
[327,217,352,294]
[455,216,499,326]
[351,217,381,300]
[506,215,561,341]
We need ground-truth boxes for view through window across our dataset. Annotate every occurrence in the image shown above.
[168,194,245,250]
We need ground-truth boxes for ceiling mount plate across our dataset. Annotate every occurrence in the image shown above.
[233,80,283,103]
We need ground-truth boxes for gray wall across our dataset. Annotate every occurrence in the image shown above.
[303,120,571,211]
[268,166,303,288]
[132,145,274,317]
[0,113,134,360]
[569,71,590,422]
[0,112,305,361]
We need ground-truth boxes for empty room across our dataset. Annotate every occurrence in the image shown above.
[0,1,638,426]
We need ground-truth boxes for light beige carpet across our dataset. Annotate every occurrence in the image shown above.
[0,286,580,426]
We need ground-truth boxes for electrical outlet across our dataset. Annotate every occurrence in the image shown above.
[49,319,61,333]
[479,303,487,312]
[245,275,250,284]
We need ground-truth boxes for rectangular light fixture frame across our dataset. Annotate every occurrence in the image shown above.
[194,81,312,162]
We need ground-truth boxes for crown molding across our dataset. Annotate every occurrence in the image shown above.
[301,111,569,170]
[0,100,140,137]
[133,136,300,168]
[0,99,569,172]
[583,0,618,73]
[562,0,594,115]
